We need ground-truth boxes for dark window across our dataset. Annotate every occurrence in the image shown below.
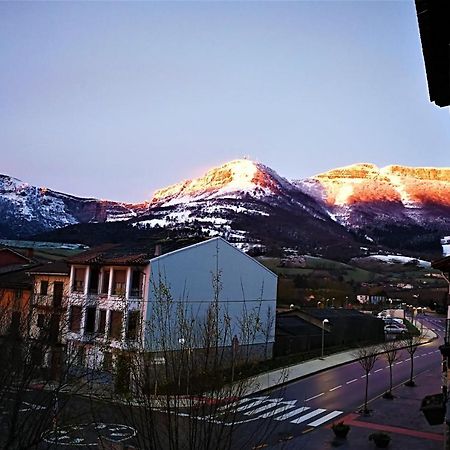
[37,314,45,328]
[101,270,110,294]
[88,267,100,294]
[40,280,48,295]
[103,352,113,371]
[31,346,43,366]
[75,347,84,366]
[49,314,60,343]
[109,310,123,340]
[15,289,22,300]
[69,306,82,332]
[126,311,140,340]
[85,307,96,334]
[53,282,64,308]
[98,309,107,334]
[112,270,126,296]
[73,268,86,292]
[130,270,142,297]
[10,311,21,334]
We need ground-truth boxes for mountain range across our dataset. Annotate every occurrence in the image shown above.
[1,160,449,259]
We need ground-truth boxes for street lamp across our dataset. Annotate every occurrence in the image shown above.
[321,319,329,359]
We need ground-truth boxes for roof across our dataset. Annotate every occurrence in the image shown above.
[432,255,450,272]
[415,0,450,107]
[27,260,71,276]
[0,239,88,251]
[0,266,33,289]
[67,238,207,266]
[150,237,278,278]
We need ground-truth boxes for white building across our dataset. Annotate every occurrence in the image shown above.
[65,237,277,372]
[442,236,450,257]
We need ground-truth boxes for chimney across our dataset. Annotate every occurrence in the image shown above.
[154,244,162,257]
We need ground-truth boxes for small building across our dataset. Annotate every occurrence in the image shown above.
[27,261,71,379]
[64,237,277,374]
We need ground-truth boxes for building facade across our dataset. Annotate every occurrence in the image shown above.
[65,238,277,373]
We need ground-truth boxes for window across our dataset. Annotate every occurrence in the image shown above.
[130,270,143,297]
[31,346,43,366]
[15,289,22,300]
[112,270,126,296]
[103,352,113,371]
[98,310,107,334]
[53,282,64,308]
[101,270,110,294]
[126,311,140,340]
[69,306,82,332]
[10,311,21,334]
[37,314,45,328]
[109,310,123,340]
[73,268,86,293]
[40,280,48,295]
[85,307,96,334]
[88,267,100,294]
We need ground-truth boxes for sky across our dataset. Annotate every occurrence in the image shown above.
[0,1,449,202]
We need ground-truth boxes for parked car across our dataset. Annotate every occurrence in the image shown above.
[383,317,406,328]
[384,324,407,334]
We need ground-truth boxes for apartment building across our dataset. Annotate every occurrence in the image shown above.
[65,237,277,373]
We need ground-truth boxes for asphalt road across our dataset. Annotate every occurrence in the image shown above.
[229,314,445,448]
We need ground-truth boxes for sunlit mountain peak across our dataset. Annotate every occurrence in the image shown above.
[150,159,291,206]
[312,163,450,207]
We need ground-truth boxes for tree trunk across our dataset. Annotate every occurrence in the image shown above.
[410,357,414,384]
[389,364,393,392]
[364,372,369,413]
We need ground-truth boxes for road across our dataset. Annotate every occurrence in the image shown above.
[228,314,444,448]
[1,314,444,449]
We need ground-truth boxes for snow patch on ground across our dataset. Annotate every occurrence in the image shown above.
[367,254,431,268]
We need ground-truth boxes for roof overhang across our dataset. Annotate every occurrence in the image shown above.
[415,0,450,107]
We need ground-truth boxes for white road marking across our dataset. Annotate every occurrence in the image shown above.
[428,352,435,355]
[396,361,403,365]
[291,409,326,424]
[414,356,420,359]
[307,410,343,427]
[235,399,269,412]
[346,379,357,384]
[220,396,266,411]
[329,385,342,392]
[274,407,310,421]
[374,368,383,373]
[258,405,295,419]
[305,393,324,402]
[244,403,281,416]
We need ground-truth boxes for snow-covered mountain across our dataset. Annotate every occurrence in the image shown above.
[134,159,358,256]
[0,174,146,238]
[1,160,449,258]
[295,163,450,252]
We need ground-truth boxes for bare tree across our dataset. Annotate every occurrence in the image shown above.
[403,334,422,387]
[86,271,283,450]
[353,345,379,415]
[0,280,99,449]
[381,340,400,399]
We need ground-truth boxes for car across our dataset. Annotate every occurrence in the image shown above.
[384,324,407,334]
[383,317,406,328]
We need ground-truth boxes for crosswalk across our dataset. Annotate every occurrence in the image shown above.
[216,396,343,428]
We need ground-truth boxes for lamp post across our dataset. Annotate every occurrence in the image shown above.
[321,319,329,359]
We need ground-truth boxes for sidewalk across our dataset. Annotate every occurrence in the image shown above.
[241,324,438,397]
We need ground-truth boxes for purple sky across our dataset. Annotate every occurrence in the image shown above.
[1,1,448,202]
